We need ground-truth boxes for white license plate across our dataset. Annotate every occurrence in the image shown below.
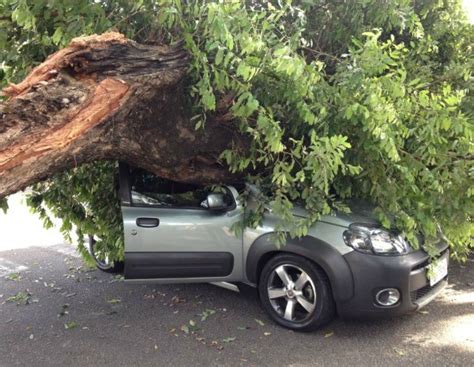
[429,255,448,286]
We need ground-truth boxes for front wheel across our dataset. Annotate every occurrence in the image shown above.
[88,235,123,273]
[258,254,335,331]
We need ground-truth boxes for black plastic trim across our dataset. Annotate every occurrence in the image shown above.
[337,242,449,319]
[125,252,234,279]
[246,234,354,303]
[136,217,160,228]
[118,162,131,205]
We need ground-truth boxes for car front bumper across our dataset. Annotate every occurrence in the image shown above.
[337,242,449,319]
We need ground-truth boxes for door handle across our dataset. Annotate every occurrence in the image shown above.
[136,217,160,228]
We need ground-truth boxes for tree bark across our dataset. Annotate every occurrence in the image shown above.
[0,32,242,199]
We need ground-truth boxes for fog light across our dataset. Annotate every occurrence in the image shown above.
[375,288,400,306]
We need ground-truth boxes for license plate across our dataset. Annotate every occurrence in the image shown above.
[428,255,448,286]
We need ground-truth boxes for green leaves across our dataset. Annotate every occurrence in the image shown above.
[11,0,36,30]
[26,162,125,264]
[6,273,22,281]
[51,27,64,46]
[180,320,199,334]
[64,321,78,330]
[6,291,32,305]
[0,197,8,214]
[198,309,216,322]
[168,0,472,255]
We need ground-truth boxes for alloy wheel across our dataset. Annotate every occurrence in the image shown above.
[267,264,317,322]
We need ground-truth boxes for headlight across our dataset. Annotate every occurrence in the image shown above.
[343,224,411,255]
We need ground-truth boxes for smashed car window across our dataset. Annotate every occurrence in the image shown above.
[129,168,208,208]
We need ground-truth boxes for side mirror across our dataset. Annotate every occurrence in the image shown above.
[205,193,229,211]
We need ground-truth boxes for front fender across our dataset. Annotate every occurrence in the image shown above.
[246,234,354,303]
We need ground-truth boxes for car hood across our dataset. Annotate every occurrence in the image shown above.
[246,184,381,228]
[292,200,381,228]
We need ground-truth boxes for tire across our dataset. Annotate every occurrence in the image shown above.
[258,253,335,331]
[88,235,124,273]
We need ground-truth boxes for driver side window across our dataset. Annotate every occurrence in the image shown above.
[129,168,209,208]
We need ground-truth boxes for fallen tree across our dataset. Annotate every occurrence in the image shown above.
[0,32,242,200]
[0,1,472,261]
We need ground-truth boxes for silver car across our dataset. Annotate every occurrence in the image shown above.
[90,164,449,331]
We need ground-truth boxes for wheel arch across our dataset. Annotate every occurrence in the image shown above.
[246,233,354,303]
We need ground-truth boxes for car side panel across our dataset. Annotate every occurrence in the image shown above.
[244,233,354,303]
[242,211,355,303]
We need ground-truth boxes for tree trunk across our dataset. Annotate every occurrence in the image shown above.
[0,32,241,199]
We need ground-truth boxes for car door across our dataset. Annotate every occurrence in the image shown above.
[119,164,244,283]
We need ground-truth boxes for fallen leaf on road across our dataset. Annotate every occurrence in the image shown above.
[324,331,334,338]
[57,310,69,317]
[107,298,121,304]
[58,303,70,317]
[6,291,32,305]
[394,348,405,356]
[237,326,251,330]
[171,296,186,304]
[6,273,21,281]
[64,321,78,330]
[199,309,216,321]
[264,332,271,336]
[183,320,200,333]
[79,266,96,273]
[222,337,236,343]
[417,310,429,314]
[255,319,265,326]
[109,275,124,283]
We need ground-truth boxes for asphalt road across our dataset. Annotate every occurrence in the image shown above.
[0,196,473,366]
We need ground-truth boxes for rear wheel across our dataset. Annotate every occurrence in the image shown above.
[258,254,335,331]
[88,235,123,273]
